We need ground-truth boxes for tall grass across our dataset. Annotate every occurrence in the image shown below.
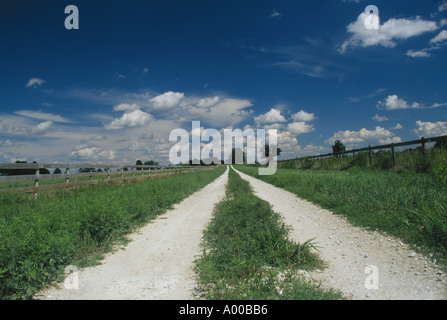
[194,167,343,300]
[279,146,447,174]
[0,166,226,299]
[237,165,447,267]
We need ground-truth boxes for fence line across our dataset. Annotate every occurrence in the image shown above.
[0,163,208,197]
[278,135,447,168]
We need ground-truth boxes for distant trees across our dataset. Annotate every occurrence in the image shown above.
[0,161,50,176]
[135,159,159,170]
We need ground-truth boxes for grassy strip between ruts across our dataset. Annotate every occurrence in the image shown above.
[0,166,226,300]
[194,167,344,300]
[236,165,447,268]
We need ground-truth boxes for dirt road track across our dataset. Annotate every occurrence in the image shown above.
[35,165,447,300]
[35,166,229,300]
[232,167,447,300]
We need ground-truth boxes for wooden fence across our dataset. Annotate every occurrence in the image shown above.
[278,135,447,169]
[0,163,206,197]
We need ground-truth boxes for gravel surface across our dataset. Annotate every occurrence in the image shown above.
[232,166,447,300]
[34,165,447,300]
[34,167,229,300]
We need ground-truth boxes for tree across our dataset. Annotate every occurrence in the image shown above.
[332,140,346,156]
[265,145,281,158]
[135,159,143,171]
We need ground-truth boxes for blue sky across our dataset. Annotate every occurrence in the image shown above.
[1,0,447,164]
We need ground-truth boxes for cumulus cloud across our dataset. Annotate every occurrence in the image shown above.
[372,114,389,122]
[287,122,315,135]
[189,98,253,127]
[196,96,220,108]
[406,49,431,58]
[291,110,317,122]
[340,13,438,53]
[69,147,116,160]
[413,121,447,137]
[113,103,140,112]
[326,126,397,145]
[378,95,447,110]
[26,78,45,88]
[391,123,404,130]
[105,109,152,130]
[254,108,287,125]
[149,91,184,111]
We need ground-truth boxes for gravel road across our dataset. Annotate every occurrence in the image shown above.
[232,166,447,300]
[35,165,447,300]
[35,166,229,300]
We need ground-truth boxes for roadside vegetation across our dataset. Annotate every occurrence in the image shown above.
[237,163,447,267]
[0,166,226,300]
[194,167,344,300]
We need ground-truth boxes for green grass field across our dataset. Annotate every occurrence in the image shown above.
[236,165,447,267]
[0,166,226,299]
[194,167,344,300]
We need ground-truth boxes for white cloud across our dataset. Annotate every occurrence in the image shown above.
[26,78,45,88]
[105,109,153,130]
[32,121,53,134]
[430,29,447,43]
[269,9,281,18]
[113,103,140,112]
[413,121,447,137]
[378,95,447,110]
[0,116,53,136]
[406,49,431,58]
[291,110,317,122]
[188,98,253,127]
[287,122,315,135]
[340,13,438,53]
[326,126,396,145]
[407,29,447,58]
[392,123,404,130]
[69,147,116,160]
[196,96,220,108]
[254,108,287,125]
[440,1,447,12]
[149,91,184,111]
[372,114,389,122]
[15,110,71,123]
[379,137,402,144]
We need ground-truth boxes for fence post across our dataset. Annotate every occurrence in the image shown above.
[34,169,39,199]
[121,168,124,179]
[391,144,395,167]
[89,169,93,181]
[421,137,426,162]
[66,168,70,184]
